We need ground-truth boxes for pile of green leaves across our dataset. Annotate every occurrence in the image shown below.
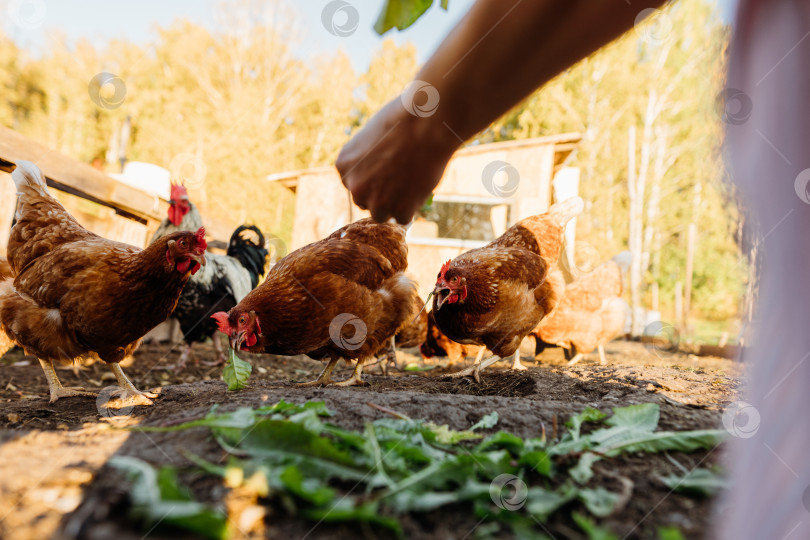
[116,401,726,539]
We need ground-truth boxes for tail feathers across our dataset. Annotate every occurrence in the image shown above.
[227,225,268,288]
[548,196,584,227]
[11,161,50,196]
[381,273,419,338]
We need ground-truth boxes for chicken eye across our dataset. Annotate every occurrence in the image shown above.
[179,239,187,248]
[239,316,247,325]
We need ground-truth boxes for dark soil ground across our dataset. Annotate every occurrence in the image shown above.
[0,340,742,540]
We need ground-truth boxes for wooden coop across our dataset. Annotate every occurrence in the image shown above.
[0,126,168,254]
[268,133,582,297]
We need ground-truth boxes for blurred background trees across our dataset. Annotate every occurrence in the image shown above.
[0,0,743,338]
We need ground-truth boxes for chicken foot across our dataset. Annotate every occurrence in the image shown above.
[566,352,584,366]
[39,358,98,403]
[107,363,158,407]
[447,350,502,383]
[297,358,339,387]
[332,357,368,387]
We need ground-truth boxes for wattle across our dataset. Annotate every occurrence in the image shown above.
[176,259,191,273]
[246,333,258,347]
[168,205,183,226]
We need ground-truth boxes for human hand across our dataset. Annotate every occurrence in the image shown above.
[336,97,458,224]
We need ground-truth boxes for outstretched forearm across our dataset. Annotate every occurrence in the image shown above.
[338,0,666,223]
[420,0,666,143]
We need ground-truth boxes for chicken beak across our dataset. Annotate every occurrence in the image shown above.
[433,285,451,311]
[229,332,246,351]
[191,252,207,267]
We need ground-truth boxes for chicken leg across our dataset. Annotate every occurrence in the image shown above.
[175,343,193,371]
[297,358,339,387]
[333,357,368,387]
[209,334,227,366]
[107,363,158,406]
[598,345,607,365]
[510,350,527,371]
[448,352,502,383]
[379,336,398,375]
[39,358,97,403]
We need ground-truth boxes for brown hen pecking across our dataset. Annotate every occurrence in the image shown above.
[212,218,419,386]
[0,162,207,405]
[431,197,584,381]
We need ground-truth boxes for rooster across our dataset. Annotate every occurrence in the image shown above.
[172,225,268,368]
[0,161,207,405]
[535,252,631,365]
[149,183,203,244]
[432,197,583,381]
[213,218,419,386]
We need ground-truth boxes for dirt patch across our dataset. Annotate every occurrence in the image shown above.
[0,340,742,539]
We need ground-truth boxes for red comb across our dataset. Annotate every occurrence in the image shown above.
[439,259,452,279]
[170,183,188,201]
[195,227,207,251]
[211,312,230,334]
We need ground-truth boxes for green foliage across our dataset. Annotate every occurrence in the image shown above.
[660,467,729,497]
[374,0,438,35]
[223,348,252,391]
[125,400,726,538]
[109,456,229,539]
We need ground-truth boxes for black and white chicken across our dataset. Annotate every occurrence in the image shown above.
[172,225,268,368]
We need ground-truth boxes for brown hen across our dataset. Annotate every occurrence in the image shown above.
[421,310,485,365]
[0,161,207,405]
[0,257,12,359]
[431,197,583,381]
[213,218,419,386]
[535,252,631,365]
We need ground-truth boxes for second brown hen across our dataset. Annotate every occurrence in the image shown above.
[213,218,419,386]
[432,197,583,381]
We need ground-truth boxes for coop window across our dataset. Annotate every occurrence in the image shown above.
[412,196,511,243]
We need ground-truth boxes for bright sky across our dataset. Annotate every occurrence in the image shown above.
[3,0,476,72]
[4,0,734,73]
